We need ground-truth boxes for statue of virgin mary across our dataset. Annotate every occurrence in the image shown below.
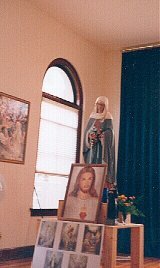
[83,96,115,184]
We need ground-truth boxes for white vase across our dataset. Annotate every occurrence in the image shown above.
[125,213,131,224]
[118,212,131,224]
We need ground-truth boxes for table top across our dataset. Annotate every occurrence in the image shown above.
[105,223,144,229]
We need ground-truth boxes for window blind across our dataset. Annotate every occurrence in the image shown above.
[33,98,78,209]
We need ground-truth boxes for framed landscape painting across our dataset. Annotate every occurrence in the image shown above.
[0,92,30,164]
[62,163,107,223]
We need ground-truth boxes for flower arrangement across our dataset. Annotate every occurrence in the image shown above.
[89,127,104,146]
[117,194,145,220]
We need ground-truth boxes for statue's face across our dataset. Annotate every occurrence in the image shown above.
[79,172,94,193]
[96,101,105,113]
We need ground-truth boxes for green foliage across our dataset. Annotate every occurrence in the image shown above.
[117,194,145,219]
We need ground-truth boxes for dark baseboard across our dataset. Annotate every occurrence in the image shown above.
[0,245,34,262]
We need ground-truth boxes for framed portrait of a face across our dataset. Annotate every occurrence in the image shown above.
[62,163,107,223]
[0,92,30,164]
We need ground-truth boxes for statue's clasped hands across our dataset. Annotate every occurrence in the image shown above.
[88,128,104,146]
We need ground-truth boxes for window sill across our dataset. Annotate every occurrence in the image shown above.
[30,208,57,217]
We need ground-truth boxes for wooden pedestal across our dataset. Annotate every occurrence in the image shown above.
[103,224,144,268]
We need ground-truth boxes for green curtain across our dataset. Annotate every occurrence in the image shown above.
[117,47,160,258]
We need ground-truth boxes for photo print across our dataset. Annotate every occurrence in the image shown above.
[68,254,88,268]
[81,224,103,255]
[32,220,104,268]
[59,222,79,251]
[37,220,57,248]
[44,250,63,268]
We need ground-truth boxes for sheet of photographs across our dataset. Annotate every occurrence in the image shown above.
[32,218,105,268]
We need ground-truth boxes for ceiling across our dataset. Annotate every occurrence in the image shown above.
[31,0,160,50]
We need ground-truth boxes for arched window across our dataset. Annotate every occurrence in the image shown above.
[32,58,83,216]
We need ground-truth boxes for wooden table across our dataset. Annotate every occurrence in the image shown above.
[103,224,144,268]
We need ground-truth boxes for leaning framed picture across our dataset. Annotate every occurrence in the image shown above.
[0,92,30,164]
[62,163,107,223]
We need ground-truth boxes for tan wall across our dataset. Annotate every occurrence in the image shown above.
[104,51,122,171]
[0,0,121,249]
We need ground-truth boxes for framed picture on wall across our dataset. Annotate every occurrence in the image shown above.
[62,163,107,223]
[0,92,30,164]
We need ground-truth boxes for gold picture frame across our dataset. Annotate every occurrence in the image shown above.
[0,92,30,164]
[62,163,107,223]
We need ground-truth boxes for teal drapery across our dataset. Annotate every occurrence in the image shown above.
[117,47,160,257]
